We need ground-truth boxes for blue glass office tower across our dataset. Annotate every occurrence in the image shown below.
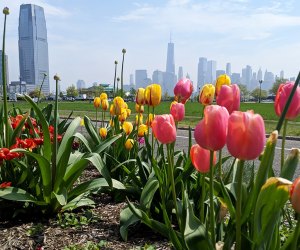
[19,4,50,94]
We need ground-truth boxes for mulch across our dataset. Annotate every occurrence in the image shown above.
[0,168,171,250]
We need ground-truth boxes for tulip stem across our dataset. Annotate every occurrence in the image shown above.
[167,143,181,231]
[2,11,9,147]
[280,119,288,171]
[95,108,98,131]
[236,159,245,250]
[218,149,222,178]
[151,107,155,159]
[209,150,216,246]
[291,215,300,250]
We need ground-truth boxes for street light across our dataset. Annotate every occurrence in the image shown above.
[258,80,263,103]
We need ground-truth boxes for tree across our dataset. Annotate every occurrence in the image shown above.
[66,85,78,97]
[269,78,287,95]
[237,84,250,102]
[130,87,136,97]
[251,87,268,101]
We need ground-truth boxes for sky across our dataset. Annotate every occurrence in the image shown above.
[1,0,300,92]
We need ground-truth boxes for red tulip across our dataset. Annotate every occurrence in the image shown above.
[227,110,265,160]
[290,177,300,213]
[190,144,216,173]
[152,114,176,144]
[275,81,300,120]
[170,101,185,122]
[194,105,229,151]
[174,78,194,104]
[216,84,240,114]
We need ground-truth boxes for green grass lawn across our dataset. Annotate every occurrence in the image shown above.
[5,100,300,136]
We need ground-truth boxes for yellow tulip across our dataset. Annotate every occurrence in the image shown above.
[109,119,114,127]
[135,114,143,125]
[113,96,126,115]
[118,108,128,122]
[138,124,148,137]
[122,121,133,135]
[101,99,109,111]
[125,139,134,150]
[136,88,145,105]
[126,109,131,117]
[135,103,144,113]
[80,118,85,126]
[99,127,107,139]
[199,84,215,106]
[215,74,231,96]
[100,92,108,101]
[144,84,162,107]
[110,104,115,116]
[93,97,101,108]
[146,113,155,127]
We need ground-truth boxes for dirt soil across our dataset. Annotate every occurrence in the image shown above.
[0,169,171,250]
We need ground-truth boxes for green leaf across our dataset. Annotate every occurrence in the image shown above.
[62,195,95,211]
[0,187,46,205]
[280,148,300,181]
[24,95,51,161]
[183,191,213,250]
[41,103,53,123]
[68,178,125,200]
[253,177,292,249]
[10,149,52,203]
[84,116,100,145]
[52,188,67,206]
[93,133,122,154]
[120,206,140,241]
[140,177,159,210]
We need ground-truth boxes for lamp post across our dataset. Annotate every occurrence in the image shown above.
[258,80,263,103]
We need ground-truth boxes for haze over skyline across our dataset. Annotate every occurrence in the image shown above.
[1,0,300,92]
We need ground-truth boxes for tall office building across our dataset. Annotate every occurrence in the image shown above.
[163,38,177,94]
[216,70,225,78]
[0,51,9,96]
[178,66,183,80]
[280,70,284,79]
[135,70,151,88]
[242,65,252,90]
[76,80,86,90]
[257,68,263,81]
[226,63,231,76]
[207,60,217,83]
[197,57,207,90]
[166,40,175,74]
[19,4,50,94]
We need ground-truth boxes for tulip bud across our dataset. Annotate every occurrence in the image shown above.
[113,96,126,115]
[275,81,300,120]
[3,7,9,15]
[136,88,145,105]
[93,97,101,108]
[170,101,185,122]
[135,103,144,113]
[194,105,229,151]
[110,104,115,116]
[216,84,240,114]
[125,139,134,150]
[99,127,107,139]
[101,99,109,111]
[138,124,148,137]
[122,48,126,54]
[118,108,128,122]
[152,114,176,144]
[100,92,108,101]
[215,74,231,96]
[227,110,265,160]
[199,84,215,106]
[122,121,133,135]
[190,144,216,173]
[54,74,61,81]
[290,177,300,213]
[145,84,162,107]
[174,78,193,104]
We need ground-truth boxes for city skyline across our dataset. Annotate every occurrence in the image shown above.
[1,0,300,92]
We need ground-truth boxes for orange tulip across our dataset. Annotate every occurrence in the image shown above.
[138,124,148,137]
[136,88,146,105]
[122,121,133,135]
[135,103,144,113]
[101,99,109,111]
[99,127,107,139]
[100,92,108,101]
[125,139,134,150]
[290,177,300,213]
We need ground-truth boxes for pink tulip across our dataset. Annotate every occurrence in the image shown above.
[275,81,300,120]
[227,110,265,160]
[194,105,229,151]
[190,144,216,173]
[290,177,300,214]
[174,78,194,104]
[170,101,185,122]
[216,84,240,114]
[152,114,176,144]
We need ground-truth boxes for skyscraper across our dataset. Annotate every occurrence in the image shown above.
[0,50,9,96]
[226,63,231,76]
[197,57,207,90]
[178,66,183,80]
[135,70,150,88]
[76,80,86,90]
[207,60,217,83]
[163,38,177,94]
[166,40,175,74]
[19,4,50,94]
